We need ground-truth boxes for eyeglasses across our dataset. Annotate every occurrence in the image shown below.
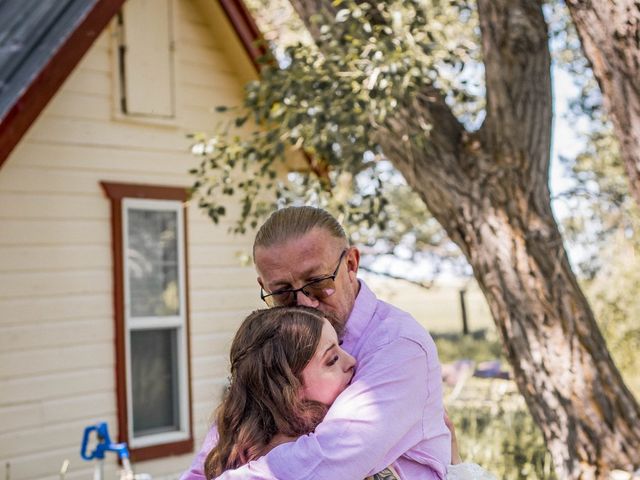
[260,249,348,307]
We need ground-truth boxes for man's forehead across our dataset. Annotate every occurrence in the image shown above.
[257,249,328,283]
[254,230,344,282]
[256,229,343,260]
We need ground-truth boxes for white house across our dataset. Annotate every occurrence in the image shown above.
[0,1,268,478]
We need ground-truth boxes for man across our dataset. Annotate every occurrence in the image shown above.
[182,206,450,479]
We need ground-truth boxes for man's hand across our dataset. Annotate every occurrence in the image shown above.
[444,411,462,465]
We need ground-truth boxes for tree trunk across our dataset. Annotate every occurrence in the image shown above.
[287,0,640,477]
[565,0,640,208]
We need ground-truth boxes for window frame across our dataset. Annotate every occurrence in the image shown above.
[101,181,193,461]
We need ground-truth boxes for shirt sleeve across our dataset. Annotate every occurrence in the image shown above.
[215,337,449,480]
[180,425,219,480]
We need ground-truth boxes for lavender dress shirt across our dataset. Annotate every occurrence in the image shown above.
[181,281,450,480]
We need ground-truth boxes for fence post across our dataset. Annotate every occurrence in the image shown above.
[459,288,469,335]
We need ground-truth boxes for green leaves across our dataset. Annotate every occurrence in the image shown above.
[189,0,479,259]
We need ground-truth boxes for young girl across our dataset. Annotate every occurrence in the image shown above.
[205,306,494,480]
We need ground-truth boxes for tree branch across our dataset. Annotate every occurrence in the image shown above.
[565,0,640,208]
[477,0,552,177]
[287,0,467,175]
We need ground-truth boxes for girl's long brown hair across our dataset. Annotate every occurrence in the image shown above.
[204,306,329,479]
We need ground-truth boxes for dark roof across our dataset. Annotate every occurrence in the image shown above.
[0,0,262,169]
[0,0,127,167]
[0,0,95,118]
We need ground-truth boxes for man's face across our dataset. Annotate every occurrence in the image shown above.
[255,228,360,326]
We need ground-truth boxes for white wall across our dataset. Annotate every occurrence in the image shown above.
[0,1,262,478]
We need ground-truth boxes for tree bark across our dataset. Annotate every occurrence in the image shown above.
[288,0,640,477]
[565,0,640,208]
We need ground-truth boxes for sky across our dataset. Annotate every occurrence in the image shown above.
[550,62,601,271]
[550,66,587,210]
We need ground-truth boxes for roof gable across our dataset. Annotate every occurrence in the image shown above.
[0,0,262,169]
[0,0,126,167]
[0,0,96,118]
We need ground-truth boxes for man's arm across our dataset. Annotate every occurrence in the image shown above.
[215,337,449,480]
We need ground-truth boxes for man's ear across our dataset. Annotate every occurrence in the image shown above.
[346,247,360,280]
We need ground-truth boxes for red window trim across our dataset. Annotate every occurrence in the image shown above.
[100,181,193,462]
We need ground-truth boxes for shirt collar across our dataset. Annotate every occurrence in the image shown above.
[342,280,377,350]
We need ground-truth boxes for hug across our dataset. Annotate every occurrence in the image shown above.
[181,206,493,480]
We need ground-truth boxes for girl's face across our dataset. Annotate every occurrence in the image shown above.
[300,318,356,406]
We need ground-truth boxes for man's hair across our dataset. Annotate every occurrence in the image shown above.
[253,206,347,256]
[204,306,329,478]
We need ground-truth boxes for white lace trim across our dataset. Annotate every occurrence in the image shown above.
[446,462,498,480]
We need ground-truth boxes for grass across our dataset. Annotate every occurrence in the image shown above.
[436,332,556,479]
[433,329,503,363]
[361,273,495,335]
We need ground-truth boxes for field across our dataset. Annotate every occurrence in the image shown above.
[362,273,495,335]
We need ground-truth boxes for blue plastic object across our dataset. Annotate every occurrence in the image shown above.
[80,422,130,461]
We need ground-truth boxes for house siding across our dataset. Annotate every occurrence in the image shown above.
[0,1,261,478]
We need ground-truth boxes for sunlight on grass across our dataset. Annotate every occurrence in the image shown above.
[362,274,494,334]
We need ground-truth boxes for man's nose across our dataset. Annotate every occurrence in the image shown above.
[295,290,319,307]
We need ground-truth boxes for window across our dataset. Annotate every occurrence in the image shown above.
[115,0,175,119]
[101,182,192,461]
